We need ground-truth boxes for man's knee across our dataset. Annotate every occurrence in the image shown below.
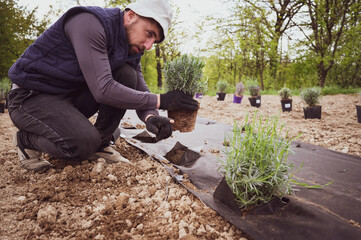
[60,128,101,160]
[113,64,138,89]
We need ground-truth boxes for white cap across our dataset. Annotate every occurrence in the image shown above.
[125,0,173,43]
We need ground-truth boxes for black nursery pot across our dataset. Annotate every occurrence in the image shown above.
[356,105,361,123]
[281,99,292,112]
[248,95,261,108]
[217,92,227,101]
[0,102,5,113]
[303,105,322,119]
[5,96,9,109]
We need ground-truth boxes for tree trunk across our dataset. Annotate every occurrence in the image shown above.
[352,62,360,88]
[317,61,328,88]
[155,45,162,88]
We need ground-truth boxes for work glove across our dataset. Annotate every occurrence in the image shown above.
[160,90,199,111]
[146,115,173,141]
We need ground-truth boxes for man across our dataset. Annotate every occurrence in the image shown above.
[7,0,198,171]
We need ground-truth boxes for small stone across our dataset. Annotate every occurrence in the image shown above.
[4,161,13,167]
[139,159,153,171]
[47,168,56,175]
[179,220,187,229]
[136,223,144,230]
[17,196,26,202]
[91,162,105,176]
[179,227,187,239]
[148,186,157,195]
[115,193,129,209]
[126,219,132,227]
[63,165,73,173]
[107,174,117,182]
[197,225,206,235]
[7,149,17,154]
[37,205,58,225]
[341,147,349,153]
[94,234,105,240]
[163,211,172,219]
[81,220,93,229]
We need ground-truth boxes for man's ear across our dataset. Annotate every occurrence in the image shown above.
[124,10,138,25]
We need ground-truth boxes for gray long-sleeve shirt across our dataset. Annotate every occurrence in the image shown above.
[64,12,158,122]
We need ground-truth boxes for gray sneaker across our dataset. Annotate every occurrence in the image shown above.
[93,146,131,164]
[13,132,52,171]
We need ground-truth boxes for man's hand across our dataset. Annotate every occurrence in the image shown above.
[146,116,173,141]
[160,90,199,111]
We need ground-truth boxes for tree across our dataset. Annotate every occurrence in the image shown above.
[107,0,133,8]
[0,0,48,78]
[243,0,304,89]
[154,2,182,89]
[223,3,269,89]
[299,0,358,87]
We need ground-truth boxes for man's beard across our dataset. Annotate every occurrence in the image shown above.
[125,21,144,56]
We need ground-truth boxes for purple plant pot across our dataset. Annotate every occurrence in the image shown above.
[233,95,243,104]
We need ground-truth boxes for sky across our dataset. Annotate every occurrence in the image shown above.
[17,0,229,54]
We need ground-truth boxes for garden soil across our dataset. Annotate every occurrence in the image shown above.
[0,94,360,239]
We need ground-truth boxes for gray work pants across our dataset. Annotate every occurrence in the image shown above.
[8,64,137,161]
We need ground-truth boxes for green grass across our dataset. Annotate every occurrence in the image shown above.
[321,85,361,95]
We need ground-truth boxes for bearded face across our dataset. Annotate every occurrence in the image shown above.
[124,13,162,56]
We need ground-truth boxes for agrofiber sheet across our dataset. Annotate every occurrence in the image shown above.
[119,110,361,240]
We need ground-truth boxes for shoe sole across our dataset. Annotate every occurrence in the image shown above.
[13,131,52,171]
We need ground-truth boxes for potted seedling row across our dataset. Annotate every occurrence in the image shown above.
[301,87,322,119]
[164,54,207,132]
[356,91,361,123]
[233,82,244,104]
[279,87,293,112]
[216,80,228,101]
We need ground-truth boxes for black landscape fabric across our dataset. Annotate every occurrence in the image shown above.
[119,110,361,240]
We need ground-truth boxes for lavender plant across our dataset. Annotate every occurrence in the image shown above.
[164,54,207,96]
[300,87,321,107]
[279,87,292,100]
[245,78,260,97]
[221,113,296,208]
[235,82,245,96]
[216,80,228,92]
[220,112,332,209]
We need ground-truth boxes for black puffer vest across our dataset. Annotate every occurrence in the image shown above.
[8,6,140,94]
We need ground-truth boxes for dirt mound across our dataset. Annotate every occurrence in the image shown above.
[0,113,244,239]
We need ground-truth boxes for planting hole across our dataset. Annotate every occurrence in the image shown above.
[133,131,157,143]
[164,142,200,166]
